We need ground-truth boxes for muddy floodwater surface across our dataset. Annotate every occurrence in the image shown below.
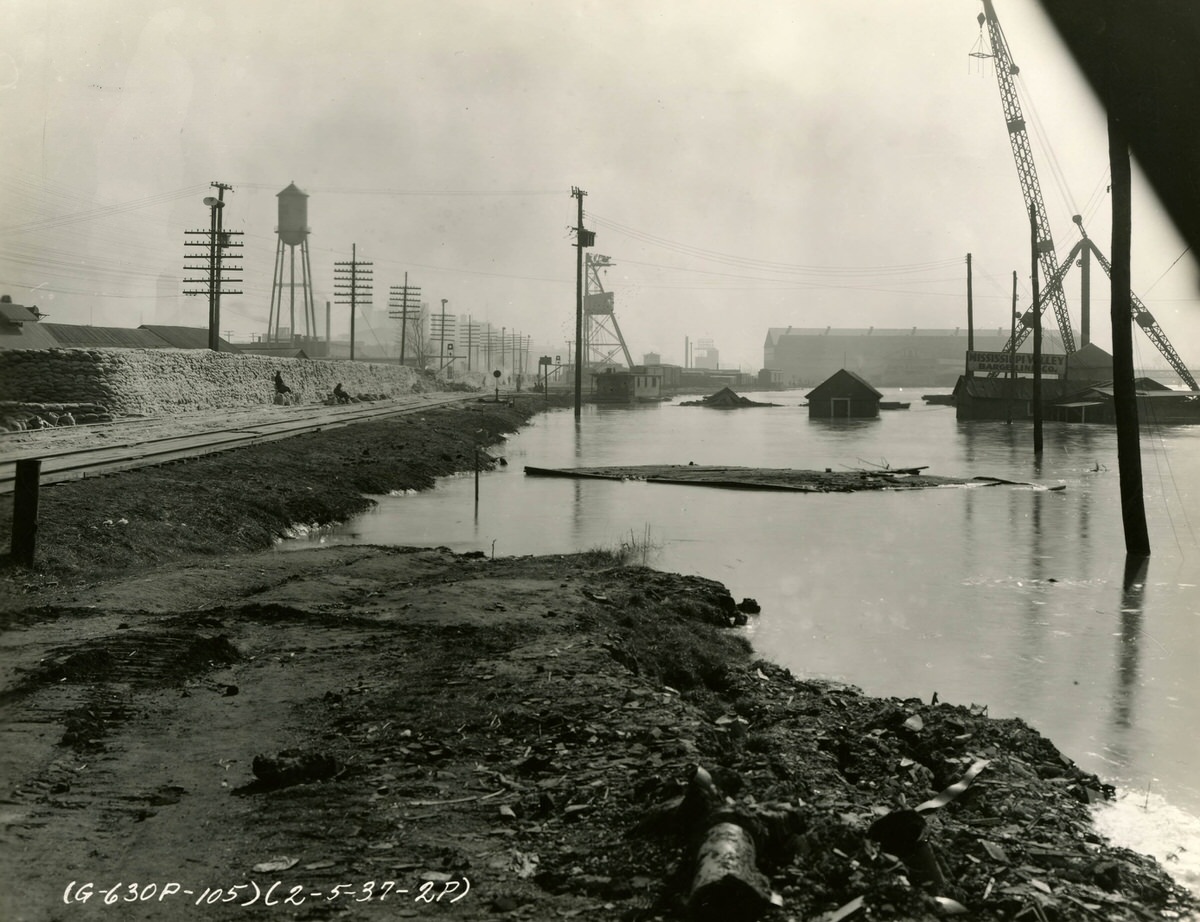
[283,388,1200,893]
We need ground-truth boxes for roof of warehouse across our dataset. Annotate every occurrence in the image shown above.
[139,325,238,351]
[40,324,168,348]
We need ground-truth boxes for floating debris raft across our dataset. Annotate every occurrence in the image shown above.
[526,464,957,492]
[678,387,780,408]
[525,465,1067,493]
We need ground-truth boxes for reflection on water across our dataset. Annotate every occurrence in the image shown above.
[282,391,1200,845]
[1115,556,1149,734]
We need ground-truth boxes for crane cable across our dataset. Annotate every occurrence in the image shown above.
[1014,76,1079,231]
[1131,336,1193,554]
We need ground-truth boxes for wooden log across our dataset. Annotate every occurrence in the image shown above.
[634,765,725,839]
[688,821,773,922]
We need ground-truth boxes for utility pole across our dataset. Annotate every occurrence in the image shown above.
[183,181,241,351]
[965,253,974,378]
[334,244,372,361]
[1109,108,1150,556]
[571,186,594,419]
[388,272,421,366]
[439,299,448,372]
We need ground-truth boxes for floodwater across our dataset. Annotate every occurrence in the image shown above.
[280,388,1200,892]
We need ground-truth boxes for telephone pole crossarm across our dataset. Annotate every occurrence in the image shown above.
[181,182,241,350]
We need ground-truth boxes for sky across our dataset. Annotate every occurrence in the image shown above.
[2,0,1198,375]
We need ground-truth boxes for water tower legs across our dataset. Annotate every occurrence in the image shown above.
[268,238,315,344]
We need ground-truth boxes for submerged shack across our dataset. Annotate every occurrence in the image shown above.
[806,369,882,419]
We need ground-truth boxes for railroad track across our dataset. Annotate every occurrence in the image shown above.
[0,393,483,496]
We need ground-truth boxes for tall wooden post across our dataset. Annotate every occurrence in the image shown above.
[1007,270,1017,425]
[1030,206,1043,455]
[11,459,41,567]
[572,187,587,420]
[1109,112,1150,556]
[965,253,974,378]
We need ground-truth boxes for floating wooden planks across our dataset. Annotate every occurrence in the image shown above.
[524,464,965,493]
[525,464,1067,493]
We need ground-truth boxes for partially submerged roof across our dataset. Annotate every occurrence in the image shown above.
[807,368,883,399]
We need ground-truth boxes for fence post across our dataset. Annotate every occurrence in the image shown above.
[11,459,41,567]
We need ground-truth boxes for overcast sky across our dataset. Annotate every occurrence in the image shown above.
[3,0,1198,374]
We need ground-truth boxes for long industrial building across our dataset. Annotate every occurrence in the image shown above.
[763,327,1024,387]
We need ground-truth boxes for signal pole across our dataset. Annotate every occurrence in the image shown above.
[334,244,372,361]
[183,181,241,351]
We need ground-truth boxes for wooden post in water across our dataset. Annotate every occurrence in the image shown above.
[1030,206,1043,455]
[965,253,974,379]
[572,187,586,421]
[11,458,41,567]
[1007,270,1017,424]
[1108,110,1150,556]
[474,448,480,514]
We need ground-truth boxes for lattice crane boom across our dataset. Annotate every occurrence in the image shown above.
[1087,246,1199,390]
[978,0,1076,354]
[976,0,1198,390]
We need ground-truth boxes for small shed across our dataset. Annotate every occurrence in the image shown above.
[806,369,882,418]
[591,368,635,403]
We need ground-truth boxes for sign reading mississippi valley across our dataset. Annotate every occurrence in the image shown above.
[967,351,1067,375]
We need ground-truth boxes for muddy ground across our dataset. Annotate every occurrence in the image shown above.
[0,398,1195,921]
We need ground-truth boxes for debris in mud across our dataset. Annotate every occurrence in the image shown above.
[0,404,1192,921]
[237,749,342,794]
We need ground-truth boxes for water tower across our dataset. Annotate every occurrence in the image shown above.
[268,182,316,345]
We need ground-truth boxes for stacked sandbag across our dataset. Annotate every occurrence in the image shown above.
[0,347,447,419]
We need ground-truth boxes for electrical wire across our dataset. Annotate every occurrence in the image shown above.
[232,183,562,197]
[1143,246,1191,295]
[1014,76,1079,231]
[586,211,962,277]
[1131,335,1193,555]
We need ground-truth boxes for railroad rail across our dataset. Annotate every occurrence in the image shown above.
[0,392,484,496]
